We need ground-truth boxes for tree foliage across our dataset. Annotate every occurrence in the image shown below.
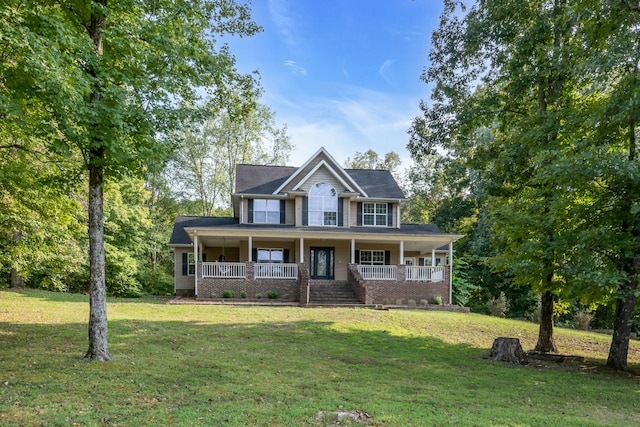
[168,103,293,216]
[0,0,261,361]
[410,0,640,369]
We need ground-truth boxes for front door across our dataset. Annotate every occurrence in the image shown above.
[310,247,335,280]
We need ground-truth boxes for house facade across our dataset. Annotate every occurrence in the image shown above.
[169,148,462,306]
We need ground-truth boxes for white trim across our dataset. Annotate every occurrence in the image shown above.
[273,147,367,196]
[449,242,454,304]
[248,236,253,261]
[194,233,199,297]
[399,240,404,264]
[299,237,305,263]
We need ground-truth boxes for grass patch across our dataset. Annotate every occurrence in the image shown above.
[1,289,639,426]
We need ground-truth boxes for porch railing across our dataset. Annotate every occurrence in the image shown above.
[255,262,298,279]
[406,266,446,282]
[201,262,246,279]
[357,265,397,281]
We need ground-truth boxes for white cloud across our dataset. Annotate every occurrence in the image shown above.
[378,58,396,86]
[269,85,421,170]
[268,0,295,46]
[283,60,307,76]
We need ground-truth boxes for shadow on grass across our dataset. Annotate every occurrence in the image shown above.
[2,306,640,426]
[2,288,171,304]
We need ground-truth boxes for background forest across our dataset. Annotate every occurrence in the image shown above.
[1,0,640,368]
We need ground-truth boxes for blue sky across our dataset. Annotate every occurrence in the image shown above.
[224,0,443,168]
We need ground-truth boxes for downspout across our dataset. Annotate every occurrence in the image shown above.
[449,242,453,305]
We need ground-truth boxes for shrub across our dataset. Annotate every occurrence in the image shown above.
[256,293,262,299]
[222,290,235,299]
[487,292,509,318]
[267,290,278,299]
[431,295,443,305]
[240,290,248,299]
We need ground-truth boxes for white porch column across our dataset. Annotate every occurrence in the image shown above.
[248,236,253,261]
[449,242,454,304]
[431,249,436,266]
[194,232,198,297]
[399,240,404,264]
[299,237,305,263]
[351,239,355,264]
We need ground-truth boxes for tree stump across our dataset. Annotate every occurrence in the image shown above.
[490,337,527,364]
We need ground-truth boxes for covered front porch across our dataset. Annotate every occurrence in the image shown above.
[184,226,459,304]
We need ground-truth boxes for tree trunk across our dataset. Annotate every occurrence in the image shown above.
[9,230,24,288]
[84,154,111,361]
[606,258,639,371]
[490,337,527,364]
[534,290,557,353]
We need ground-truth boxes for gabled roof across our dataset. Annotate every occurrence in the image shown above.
[234,147,406,199]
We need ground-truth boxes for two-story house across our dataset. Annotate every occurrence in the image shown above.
[169,147,462,306]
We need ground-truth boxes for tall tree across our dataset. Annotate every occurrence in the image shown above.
[0,0,260,360]
[410,0,582,353]
[344,149,403,183]
[411,0,640,369]
[169,103,292,215]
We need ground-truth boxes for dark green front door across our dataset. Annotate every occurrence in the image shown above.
[310,247,334,280]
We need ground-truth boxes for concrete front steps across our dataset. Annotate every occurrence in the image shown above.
[308,280,362,305]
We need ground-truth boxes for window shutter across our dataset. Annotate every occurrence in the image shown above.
[338,198,343,226]
[280,200,286,224]
[419,257,425,266]
[248,199,254,223]
[302,197,308,226]
[355,250,360,264]
[385,250,391,265]
[182,252,188,275]
[283,249,290,263]
[357,202,362,226]
[252,248,258,262]
[202,253,206,262]
[387,203,393,227]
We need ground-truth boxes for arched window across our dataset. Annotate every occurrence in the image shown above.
[309,183,337,226]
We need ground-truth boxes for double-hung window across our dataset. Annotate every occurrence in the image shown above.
[254,199,280,224]
[363,202,388,226]
[359,250,385,265]
[187,253,196,276]
[257,248,284,263]
[309,183,338,226]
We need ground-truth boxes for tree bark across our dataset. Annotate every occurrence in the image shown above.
[534,290,557,353]
[606,258,639,370]
[84,1,110,361]
[491,337,527,364]
[84,154,111,361]
[10,231,24,288]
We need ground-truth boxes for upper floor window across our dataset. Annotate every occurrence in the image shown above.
[363,202,388,226]
[254,199,280,224]
[309,183,337,226]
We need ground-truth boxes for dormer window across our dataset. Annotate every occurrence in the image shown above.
[309,183,337,226]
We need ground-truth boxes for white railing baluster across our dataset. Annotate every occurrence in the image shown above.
[356,265,397,281]
[406,266,446,282]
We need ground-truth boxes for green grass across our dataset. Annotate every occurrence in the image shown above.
[1,289,639,426]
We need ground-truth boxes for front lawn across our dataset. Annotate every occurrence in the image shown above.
[0,289,638,426]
